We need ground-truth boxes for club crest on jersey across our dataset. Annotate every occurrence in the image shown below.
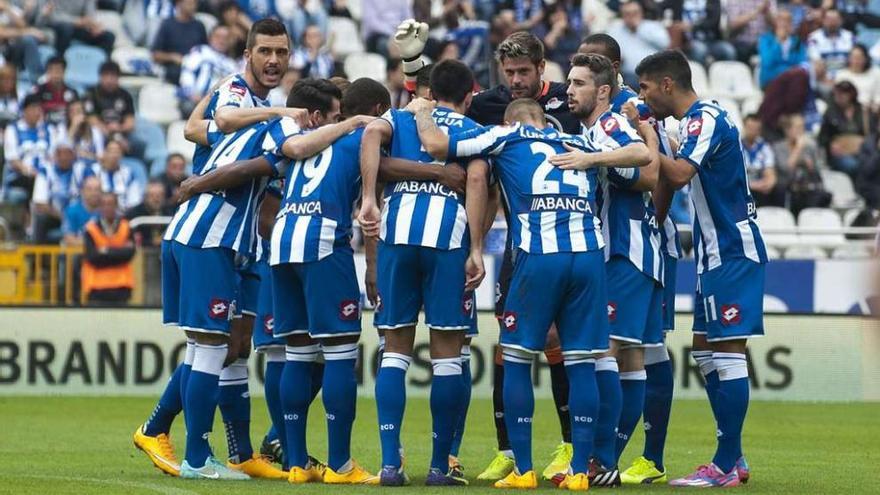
[462,294,474,315]
[601,116,620,134]
[607,302,617,322]
[339,300,359,321]
[544,97,564,110]
[721,304,741,325]
[687,117,703,136]
[209,298,230,319]
[263,315,274,334]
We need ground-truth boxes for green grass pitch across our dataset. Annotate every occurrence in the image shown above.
[1,396,878,494]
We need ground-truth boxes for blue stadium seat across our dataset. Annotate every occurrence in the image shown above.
[64,45,108,93]
[133,117,168,176]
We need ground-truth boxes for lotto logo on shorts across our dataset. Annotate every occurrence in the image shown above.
[339,300,359,321]
[209,298,230,319]
[462,294,474,315]
[375,293,383,312]
[721,304,741,326]
[263,315,274,335]
[502,311,517,331]
[607,302,617,322]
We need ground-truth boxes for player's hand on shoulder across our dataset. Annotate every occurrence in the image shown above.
[549,142,595,170]
[394,19,429,59]
[438,162,466,195]
[348,115,377,130]
[621,101,640,128]
[278,107,314,129]
[403,97,435,114]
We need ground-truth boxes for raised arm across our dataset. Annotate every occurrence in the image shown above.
[184,90,217,145]
[551,141,651,170]
[281,116,374,160]
[409,99,450,160]
[215,106,310,134]
[628,121,660,191]
[177,156,276,202]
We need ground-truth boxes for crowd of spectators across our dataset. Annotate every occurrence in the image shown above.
[1,0,880,254]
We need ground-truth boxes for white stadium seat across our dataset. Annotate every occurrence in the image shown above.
[329,17,365,58]
[344,52,387,83]
[688,61,709,95]
[797,207,846,247]
[784,245,828,259]
[764,245,783,259]
[195,12,218,33]
[756,206,798,248]
[820,169,862,208]
[95,9,134,48]
[831,244,874,259]
[712,97,743,129]
[166,120,195,159]
[112,46,159,76]
[740,94,763,116]
[544,61,565,83]
[138,82,181,125]
[708,60,760,101]
[64,45,107,91]
[842,207,862,227]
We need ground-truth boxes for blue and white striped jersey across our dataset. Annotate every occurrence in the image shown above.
[179,45,239,100]
[192,75,270,175]
[2,119,58,190]
[743,137,775,181]
[660,217,683,259]
[588,94,662,282]
[447,123,603,254]
[267,123,363,264]
[254,179,282,263]
[380,107,479,250]
[677,99,768,273]
[164,120,282,255]
[96,163,143,211]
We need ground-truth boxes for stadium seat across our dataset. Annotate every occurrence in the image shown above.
[688,61,709,95]
[797,207,846,247]
[166,120,195,159]
[544,61,565,82]
[831,244,873,259]
[347,0,362,20]
[112,46,159,77]
[95,9,133,48]
[138,82,181,126]
[756,206,799,248]
[344,52,387,83]
[764,245,783,259]
[713,97,743,129]
[64,45,107,92]
[708,60,759,101]
[820,169,862,208]
[195,12,218,33]
[842,207,862,227]
[740,94,763,116]
[329,17,365,58]
[784,245,828,259]
[134,117,169,175]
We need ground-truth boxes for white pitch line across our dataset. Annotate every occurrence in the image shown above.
[15,474,200,495]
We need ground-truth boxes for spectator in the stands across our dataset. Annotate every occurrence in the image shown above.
[138,0,175,47]
[361,0,413,57]
[742,113,784,207]
[757,7,811,135]
[95,139,143,211]
[758,8,808,89]
[31,141,80,243]
[83,61,141,158]
[776,113,830,215]
[35,0,115,55]
[668,0,736,65]
[67,100,104,164]
[178,24,237,116]
[269,66,301,106]
[30,56,78,126]
[82,191,135,305]
[533,1,580,70]
[834,0,880,32]
[126,179,173,247]
[808,8,854,88]
[607,0,670,88]
[151,0,207,85]
[819,80,875,176]
[386,58,410,109]
[280,0,330,43]
[725,0,776,62]
[0,0,46,83]
[0,64,19,131]
[835,44,880,112]
[218,1,251,59]
[2,92,56,204]
[158,152,188,200]
[62,175,100,245]
[855,133,880,209]
[292,25,335,79]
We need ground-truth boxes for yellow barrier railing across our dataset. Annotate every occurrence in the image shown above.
[0,245,82,305]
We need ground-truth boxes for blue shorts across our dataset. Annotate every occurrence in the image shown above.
[692,288,706,333]
[236,261,261,318]
[501,250,609,356]
[375,242,472,331]
[162,240,237,334]
[271,249,361,339]
[464,290,478,337]
[662,254,677,331]
[606,256,663,347]
[698,259,765,342]
[252,261,285,350]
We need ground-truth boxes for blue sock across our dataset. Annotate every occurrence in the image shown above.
[502,349,534,474]
[310,361,325,403]
[178,339,195,420]
[280,344,318,468]
[376,352,410,468]
[450,346,472,457]
[615,370,647,463]
[430,357,463,471]
[693,350,720,421]
[594,357,622,469]
[184,342,227,468]
[643,346,674,471]
[322,344,359,472]
[143,363,184,436]
[712,353,749,473]
[219,358,253,463]
[263,349,287,468]
[565,357,598,475]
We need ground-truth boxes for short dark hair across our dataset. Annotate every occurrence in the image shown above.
[744,113,760,122]
[166,152,186,164]
[46,56,66,69]
[415,63,433,90]
[22,92,42,109]
[99,61,121,76]
[579,33,621,64]
[496,31,544,65]
[343,78,391,117]
[287,78,342,114]
[246,18,288,50]
[504,98,546,126]
[430,59,474,105]
[329,76,350,94]
[635,49,694,92]
[570,53,615,88]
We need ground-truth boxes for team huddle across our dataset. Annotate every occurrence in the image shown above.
[131,15,766,491]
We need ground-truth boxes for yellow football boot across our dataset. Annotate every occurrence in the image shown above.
[494,469,538,489]
[542,442,573,480]
[323,460,380,485]
[133,426,180,476]
[227,454,287,479]
[557,473,590,491]
[289,464,323,484]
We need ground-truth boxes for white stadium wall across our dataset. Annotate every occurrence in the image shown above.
[0,309,877,402]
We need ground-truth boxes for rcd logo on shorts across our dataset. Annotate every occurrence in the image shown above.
[607,302,617,322]
[462,294,474,315]
[209,298,230,320]
[263,315,274,335]
[339,300,359,321]
[502,311,517,331]
[721,304,741,326]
